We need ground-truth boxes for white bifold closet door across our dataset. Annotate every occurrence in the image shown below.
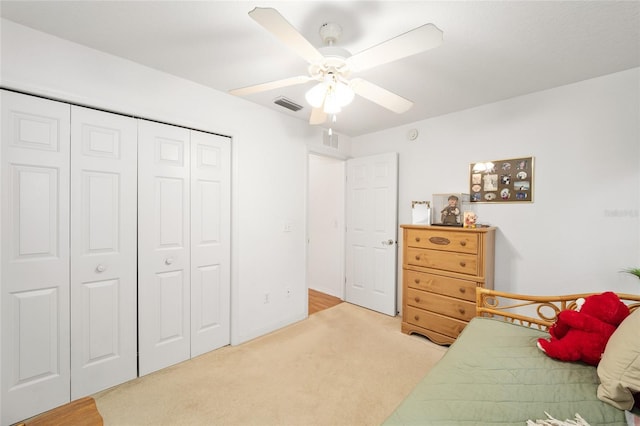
[70,105,138,399]
[138,121,191,375]
[189,130,231,357]
[1,90,230,422]
[1,91,71,426]
[1,91,139,424]
[138,120,230,376]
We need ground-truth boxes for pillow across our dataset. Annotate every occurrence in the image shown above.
[598,308,640,410]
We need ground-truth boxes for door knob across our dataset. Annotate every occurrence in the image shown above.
[382,239,395,246]
[165,258,174,265]
[96,264,106,273]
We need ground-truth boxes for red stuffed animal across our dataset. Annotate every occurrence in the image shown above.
[537,291,630,366]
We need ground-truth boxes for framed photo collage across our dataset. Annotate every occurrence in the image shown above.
[470,156,534,203]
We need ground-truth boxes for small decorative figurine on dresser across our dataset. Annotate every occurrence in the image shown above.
[463,211,477,228]
[440,195,461,225]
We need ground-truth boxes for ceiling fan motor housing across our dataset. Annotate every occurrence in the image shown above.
[309,46,352,81]
[309,23,352,80]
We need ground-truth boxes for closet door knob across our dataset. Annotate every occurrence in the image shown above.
[96,264,106,273]
[165,258,174,265]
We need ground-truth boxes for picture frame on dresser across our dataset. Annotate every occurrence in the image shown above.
[400,224,496,345]
[411,201,431,225]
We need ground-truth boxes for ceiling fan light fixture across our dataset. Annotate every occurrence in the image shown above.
[306,77,354,114]
[323,93,342,114]
[305,82,327,108]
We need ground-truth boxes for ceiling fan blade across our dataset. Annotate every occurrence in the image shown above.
[229,75,312,96]
[249,7,325,65]
[350,78,413,114]
[309,107,327,125]
[346,24,443,73]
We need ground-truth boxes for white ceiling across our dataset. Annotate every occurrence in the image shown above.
[1,1,639,137]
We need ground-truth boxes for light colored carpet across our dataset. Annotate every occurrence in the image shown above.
[93,303,447,425]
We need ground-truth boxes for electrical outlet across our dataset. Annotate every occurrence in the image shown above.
[263,293,270,304]
[283,222,293,232]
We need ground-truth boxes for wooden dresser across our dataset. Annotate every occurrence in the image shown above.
[400,225,496,345]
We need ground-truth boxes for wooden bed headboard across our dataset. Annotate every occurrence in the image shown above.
[476,288,640,331]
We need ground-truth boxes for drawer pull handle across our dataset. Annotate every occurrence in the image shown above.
[96,264,106,273]
[459,308,466,315]
[414,315,420,321]
[415,255,421,261]
[415,237,421,242]
[459,261,466,267]
[429,236,450,245]
[414,278,420,284]
[460,241,467,246]
[459,287,466,293]
[414,297,421,303]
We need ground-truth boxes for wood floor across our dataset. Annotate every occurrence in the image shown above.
[18,397,103,426]
[308,289,343,314]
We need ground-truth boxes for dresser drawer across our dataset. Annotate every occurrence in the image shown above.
[404,269,476,302]
[405,287,475,321]
[406,247,478,275]
[405,228,478,254]
[404,305,467,339]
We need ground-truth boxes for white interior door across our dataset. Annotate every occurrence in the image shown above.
[1,91,71,425]
[138,120,191,376]
[190,130,231,357]
[70,106,137,398]
[345,152,398,316]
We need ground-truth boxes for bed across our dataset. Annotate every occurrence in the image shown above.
[384,288,640,426]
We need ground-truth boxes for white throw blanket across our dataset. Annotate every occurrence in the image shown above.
[526,412,590,426]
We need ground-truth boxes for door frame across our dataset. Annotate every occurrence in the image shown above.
[306,151,347,307]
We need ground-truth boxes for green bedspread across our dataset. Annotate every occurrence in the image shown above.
[384,317,627,426]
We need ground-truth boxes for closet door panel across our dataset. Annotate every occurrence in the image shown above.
[138,120,191,376]
[1,91,71,426]
[70,106,137,399]
[190,131,231,356]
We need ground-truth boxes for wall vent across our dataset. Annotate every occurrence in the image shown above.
[322,130,339,149]
[274,97,303,112]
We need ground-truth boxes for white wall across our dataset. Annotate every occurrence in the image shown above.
[0,19,324,344]
[352,68,640,299]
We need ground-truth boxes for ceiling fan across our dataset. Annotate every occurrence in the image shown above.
[229,7,443,125]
